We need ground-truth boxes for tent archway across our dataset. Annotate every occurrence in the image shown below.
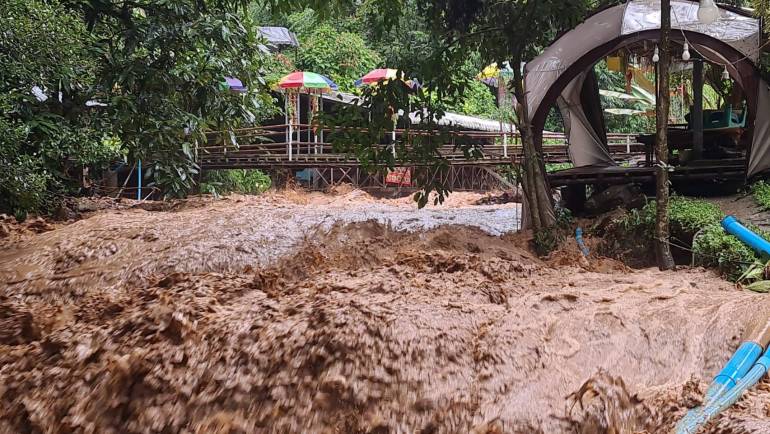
[524,0,769,176]
[531,30,759,144]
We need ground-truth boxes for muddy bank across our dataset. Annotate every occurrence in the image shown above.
[1,192,770,433]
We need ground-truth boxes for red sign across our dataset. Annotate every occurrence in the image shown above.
[386,167,412,186]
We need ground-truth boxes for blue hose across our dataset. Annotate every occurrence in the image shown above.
[722,216,770,258]
[675,218,770,433]
[681,350,770,433]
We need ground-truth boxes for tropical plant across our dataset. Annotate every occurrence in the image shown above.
[694,223,760,281]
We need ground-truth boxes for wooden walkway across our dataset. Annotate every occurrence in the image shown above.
[199,124,644,170]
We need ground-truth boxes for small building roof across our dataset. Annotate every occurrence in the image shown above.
[258,27,300,51]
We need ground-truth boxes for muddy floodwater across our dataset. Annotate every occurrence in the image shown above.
[1,189,770,433]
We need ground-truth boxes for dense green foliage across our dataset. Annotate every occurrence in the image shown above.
[281,4,498,113]
[201,169,272,196]
[84,0,277,198]
[595,61,656,134]
[693,223,758,280]
[1,0,279,216]
[601,196,765,280]
[296,24,381,93]
[752,181,770,210]
[610,197,722,243]
[0,0,116,218]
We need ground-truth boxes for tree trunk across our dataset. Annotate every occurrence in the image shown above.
[512,64,556,232]
[655,0,676,270]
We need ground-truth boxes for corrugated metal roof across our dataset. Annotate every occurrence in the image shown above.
[321,91,516,133]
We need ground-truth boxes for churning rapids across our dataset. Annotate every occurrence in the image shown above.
[1,189,770,433]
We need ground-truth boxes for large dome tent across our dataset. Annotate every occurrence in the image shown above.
[524,0,770,176]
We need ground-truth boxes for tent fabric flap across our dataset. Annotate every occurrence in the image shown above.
[622,0,760,61]
[748,79,770,177]
[525,4,625,122]
[558,72,616,168]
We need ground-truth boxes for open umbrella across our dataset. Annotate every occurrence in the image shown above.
[355,68,400,87]
[355,68,419,89]
[278,71,338,91]
[477,62,514,87]
[221,76,247,93]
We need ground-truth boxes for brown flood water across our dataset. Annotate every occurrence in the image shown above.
[1,191,770,433]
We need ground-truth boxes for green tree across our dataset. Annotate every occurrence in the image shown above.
[0,0,113,217]
[66,0,278,198]
[408,0,604,232]
[296,23,381,92]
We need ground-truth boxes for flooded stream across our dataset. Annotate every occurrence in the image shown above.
[1,190,769,433]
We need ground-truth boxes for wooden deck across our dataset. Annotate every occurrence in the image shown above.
[547,159,746,187]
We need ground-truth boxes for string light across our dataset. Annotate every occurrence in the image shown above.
[653,45,660,63]
[722,65,730,80]
[682,42,691,61]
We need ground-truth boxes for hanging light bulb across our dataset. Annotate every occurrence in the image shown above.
[682,42,691,61]
[698,0,720,25]
[653,45,660,63]
[722,65,730,80]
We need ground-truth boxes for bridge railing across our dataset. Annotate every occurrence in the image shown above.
[199,124,645,167]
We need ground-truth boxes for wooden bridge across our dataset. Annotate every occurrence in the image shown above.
[199,124,746,191]
[198,124,647,190]
[199,124,644,169]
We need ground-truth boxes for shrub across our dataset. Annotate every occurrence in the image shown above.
[201,169,272,196]
[533,207,573,257]
[601,196,769,280]
[693,223,758,281]
[613,197,722,240]
[752,181,770,210]
[667,197,723,236]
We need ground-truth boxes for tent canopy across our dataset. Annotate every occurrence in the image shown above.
[524,0,769,175]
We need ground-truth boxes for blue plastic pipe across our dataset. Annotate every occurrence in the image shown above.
[703,341,763,402]
[137,160,142,201]
[575,228,590,257]
[722,215,770,257]
[680,349,770,433]
[675,341,763,434]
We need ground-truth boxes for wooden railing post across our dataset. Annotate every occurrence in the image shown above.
[288,123,293,161]
[503,133,508,158]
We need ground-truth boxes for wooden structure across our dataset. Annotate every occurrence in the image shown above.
[198,124,645,190]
